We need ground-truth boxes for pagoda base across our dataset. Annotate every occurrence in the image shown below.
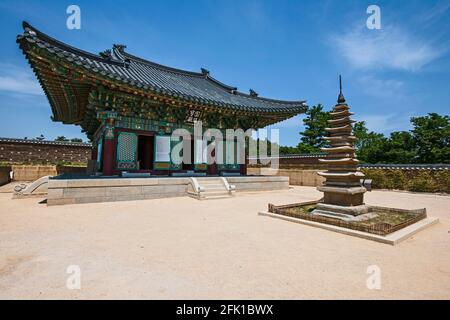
[313,185,369,221]
[317,185,366,207]
[311,203,370,221]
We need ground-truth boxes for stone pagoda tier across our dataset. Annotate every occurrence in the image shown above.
[312,76,368,219]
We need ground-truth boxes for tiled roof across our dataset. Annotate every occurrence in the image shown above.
[17,22,307,114]
[249,153,326,160]
[249,153,450,170]
[0,137,91,147]
[358,164,449,170]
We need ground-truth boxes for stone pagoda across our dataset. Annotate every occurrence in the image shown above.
[312,76,368,220]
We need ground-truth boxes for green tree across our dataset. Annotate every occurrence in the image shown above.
[411,113,450,163]
[279,146,299,154]
[353,121,387,163]
[55,136,69,141]
[70,138,83,142]
[383,131,417,163]
[282,108,448,163]
[297,104,330,153]
[35,134,45,141]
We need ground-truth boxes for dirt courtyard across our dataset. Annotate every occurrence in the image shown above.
[0,185,449,299]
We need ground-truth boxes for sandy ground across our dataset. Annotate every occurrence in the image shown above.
[0,185,449,299]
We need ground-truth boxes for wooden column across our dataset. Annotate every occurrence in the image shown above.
[97,111,118,176]
[91,145,97,161]
[207,142,218,175]
[102,136,116,176]
[240,163,247,175]
[240,145,248,175]
[239,137,247,175]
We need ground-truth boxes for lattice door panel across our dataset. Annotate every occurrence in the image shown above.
[117,132,137,170]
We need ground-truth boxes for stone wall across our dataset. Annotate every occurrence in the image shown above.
[11,165,57,181]
[249,153,325,170]
[248,167,450,193]
[248,167,325,187]
[0,138,91,164]
[227,176,289,191]
[11,165,87,181]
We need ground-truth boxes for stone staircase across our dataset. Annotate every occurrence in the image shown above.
[187,177,235,200]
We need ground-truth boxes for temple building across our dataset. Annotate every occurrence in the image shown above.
[17,22,307,176]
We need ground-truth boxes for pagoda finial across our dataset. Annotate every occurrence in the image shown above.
[337,75,346,104]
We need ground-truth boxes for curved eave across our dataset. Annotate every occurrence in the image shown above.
[17,22,307,113]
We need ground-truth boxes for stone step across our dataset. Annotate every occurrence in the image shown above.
[204,186,227,191]
[201,182,225,188]
[201,184,225,189]
[196,178,223,182]
[198,180,223,184]
[190,177,233,200]
[203,190,230,195]
[201,184,225,190]
[201,194,232,200]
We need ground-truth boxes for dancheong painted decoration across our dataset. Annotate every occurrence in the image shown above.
[17,22,308,176]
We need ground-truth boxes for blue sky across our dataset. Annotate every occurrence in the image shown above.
[0,0,449,146]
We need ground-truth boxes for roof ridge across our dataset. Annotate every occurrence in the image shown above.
[113,46,305,103]
[113,46,239,92]
[233,91,306,105]
[20,21,125,67]
[113,46,205,77]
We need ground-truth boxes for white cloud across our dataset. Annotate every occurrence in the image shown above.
[357,75,405,99]
[0,63,43,96]
[268,114,304,129]
[332,25,446,72]
[418,2,450,25]
[355,113,411,134]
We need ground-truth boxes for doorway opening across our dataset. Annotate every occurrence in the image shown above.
[182,137,194,170]
[137,135,154,170]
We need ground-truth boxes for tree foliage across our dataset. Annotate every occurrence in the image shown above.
[384,131,417,163]
[411,113,450,163]
[353,113,449,164]
[279,109,449,164]
[353,121,387,163]
[297,104,330,153]
[55,136,84,142]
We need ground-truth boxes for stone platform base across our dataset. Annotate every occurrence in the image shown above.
[312,203,370,221]
[46,175,289,206]
[259,211,439,245]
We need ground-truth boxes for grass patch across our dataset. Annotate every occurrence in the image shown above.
[269,203,426,236]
